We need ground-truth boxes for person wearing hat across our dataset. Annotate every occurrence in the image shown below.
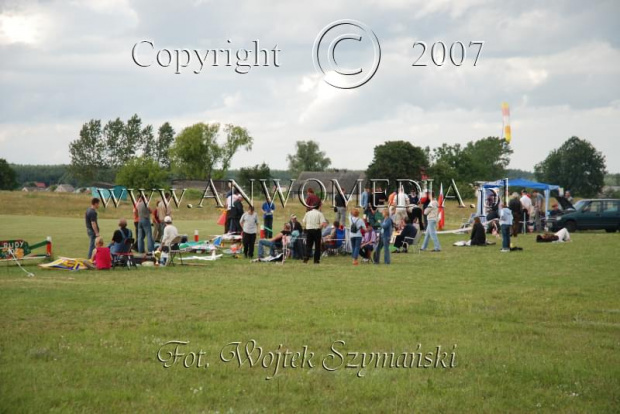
[288,214,303,234]
[158,216,179,253]
[288,214,303,259]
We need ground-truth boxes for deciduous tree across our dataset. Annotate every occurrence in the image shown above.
[286,140,331,177]
[535,136,606,197]
[366,140,428,189]
[169,123,253,180]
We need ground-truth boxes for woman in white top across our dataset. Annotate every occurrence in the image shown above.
[349,208,364,265]
[240,206,259,259]
[421,200,441,252]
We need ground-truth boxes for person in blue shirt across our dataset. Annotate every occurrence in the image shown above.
[261,199,275,238]
[499,202,514,252]
[361,186,370,217]
[373,208,393,265]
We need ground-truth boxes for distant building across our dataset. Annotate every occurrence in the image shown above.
[171,179,231,194]
[34,182,46,190]
[55,184,75,193]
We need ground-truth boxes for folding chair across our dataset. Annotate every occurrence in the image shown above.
[166,236,185,266]
[322,229,346,257]
[402,231,422,254]
[112,238,136,269]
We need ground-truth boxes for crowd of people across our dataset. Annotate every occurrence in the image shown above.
[218,186,435,265]
[84,185,575,268]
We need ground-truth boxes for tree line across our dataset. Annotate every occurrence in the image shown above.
[0,114,611,198]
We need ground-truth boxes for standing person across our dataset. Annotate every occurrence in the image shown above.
[420,200,441,252]
[302,205,328,264]
[361,186,371,218]
[261,198,275,238]
[499,202,513,252]
[153,198,164,243]
[132,197,140,250]
[565,190,574,204]
[533,190,545,232]
[508,193,522,237]
[349,208,364,265]
[240,205,259,259]
[137,196,154,253]
[374,209,394,264]
[228,195,244,234]
[395,186,409,222]
[334,187,347,226]
[153,193,171,242]
[85,198,101,259]
[520,189,532,233]
[305,187,321,211]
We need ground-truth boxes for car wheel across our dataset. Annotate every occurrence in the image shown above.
[565,221,577,233]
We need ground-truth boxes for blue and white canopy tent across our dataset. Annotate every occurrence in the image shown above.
[482,178,560,218]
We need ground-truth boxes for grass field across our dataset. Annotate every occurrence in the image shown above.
[0,191,619,413]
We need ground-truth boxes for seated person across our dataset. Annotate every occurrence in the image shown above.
[393,218,418,253]
[289,214,303,234]
[322,221,340,243]
[90,236,112,270]
[258,223,291,258]
[360,222,376,261]
[110,218,133,255]
[549,203,561,217]
[470,216,486,246]
[158,216,179,253]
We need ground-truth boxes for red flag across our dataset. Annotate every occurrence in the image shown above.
[438,183,445,230]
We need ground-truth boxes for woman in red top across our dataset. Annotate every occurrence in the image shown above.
[90,236,112,270]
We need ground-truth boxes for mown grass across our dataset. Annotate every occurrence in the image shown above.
[0,192,618,413]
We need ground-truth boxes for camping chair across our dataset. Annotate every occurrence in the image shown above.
[165,236,185,266]
[402,231,422,254]
[323,229,346,257]
[112,238,136,269]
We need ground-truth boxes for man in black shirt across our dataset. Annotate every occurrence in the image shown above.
[85,198,100,258]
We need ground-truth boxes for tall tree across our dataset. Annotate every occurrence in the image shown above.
[155,122,175,169]
[429,137,512,185]
[366,140,429,189]
[169,123,253,180]
[237,163,271,187]
[0,158,18,190]
[535,136,606,197]
[102,118,125,169]
[286,140,331,177]
[69,120,108,184]
[115,156,170,189]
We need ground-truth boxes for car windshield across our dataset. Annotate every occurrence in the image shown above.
[573,200,588,211]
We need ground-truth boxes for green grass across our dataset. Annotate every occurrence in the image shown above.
[0,192,619,413]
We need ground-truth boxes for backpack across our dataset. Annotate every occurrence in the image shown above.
[350,217,361,233]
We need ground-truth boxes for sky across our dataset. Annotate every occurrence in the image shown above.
[1,0,619,173]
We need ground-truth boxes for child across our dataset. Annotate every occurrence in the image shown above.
[90,236,112,270]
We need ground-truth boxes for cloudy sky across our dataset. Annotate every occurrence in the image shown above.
[1,0,619,173]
